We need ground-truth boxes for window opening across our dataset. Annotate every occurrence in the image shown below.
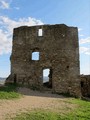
[38,29,43,36]
[32,52,39,60]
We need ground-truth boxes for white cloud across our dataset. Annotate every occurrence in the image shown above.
[79,37,90,55]
[0,29,12,55]
[79,37,90,44]
[0,16,43,32]
[0,0,20,10]
[0,16,44,55]
[0,0,10,9]
[79,47,90,55]
[78,28,83,31]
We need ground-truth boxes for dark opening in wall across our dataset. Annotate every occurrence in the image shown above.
[32,52,40,60]
[14,74,17,84]
[81,81,84,87]
[67,66,69,69]
[43,68,52,88]
[38,29,43,36]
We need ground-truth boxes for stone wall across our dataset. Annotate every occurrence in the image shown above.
[81,75,90,97]
[6,24,81,97]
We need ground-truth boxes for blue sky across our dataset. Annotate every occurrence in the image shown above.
[0,0,90,77]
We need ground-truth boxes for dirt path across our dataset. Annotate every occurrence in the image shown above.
[0,88,76,120]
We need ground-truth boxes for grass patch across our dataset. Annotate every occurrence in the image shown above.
[10,110,62,120]
[67,98,90,119]
[0,84,22,99]
[11,98,90,120]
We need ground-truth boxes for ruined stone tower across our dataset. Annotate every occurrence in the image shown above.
[7,24,81,97]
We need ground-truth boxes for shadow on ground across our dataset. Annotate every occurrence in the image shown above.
[17,87,67,99]
[0,84,18,92]
[0,84,69,99]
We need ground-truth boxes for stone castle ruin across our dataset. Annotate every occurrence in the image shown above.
[6,24,81,97]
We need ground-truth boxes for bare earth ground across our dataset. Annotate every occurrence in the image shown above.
[0,87,77,120]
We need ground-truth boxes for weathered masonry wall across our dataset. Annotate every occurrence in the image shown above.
[6,24,81,97]
[81,75,90,97]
